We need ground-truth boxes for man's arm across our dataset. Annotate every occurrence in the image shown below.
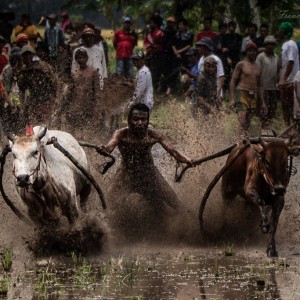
[229,62,242,107]
[154,130,193,165]
[97,129,122,153]
[279,60,294,85]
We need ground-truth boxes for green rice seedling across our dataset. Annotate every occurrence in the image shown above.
[0,275,10,296]
[1,246,13,272]
[224,244,235,257]
[74,259,95,290]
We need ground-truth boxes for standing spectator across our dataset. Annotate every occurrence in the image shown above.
[221,21,242,91]
[0,36,9,75]
[171,18,194,94]
[44,14,65,66]
[193,56,218,116]
[180,48,200,97]
[60,11,73,32]
[278,22,299,126]
[229,42,264,132]
[72,27,107,89]
[161,16,177,95]
[241,23,258,55]
[213,22,227,58]
[0,47,22,132]
[196,37,224,100]
[256,35,279,129]
[113,16,138,79]
[17,45,57,126]
[14,14,38,49]
[144,15,164,92]
[0,11,15,45]
[254,24,269,53]
[153,8,164,29]
[195,16,217,42]
[65,48,101,138]
[129,51,153,110]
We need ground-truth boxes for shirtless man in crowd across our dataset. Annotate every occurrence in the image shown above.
[97,103,194,236]
[229,42,265,133]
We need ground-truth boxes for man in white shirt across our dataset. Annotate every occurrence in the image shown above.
[72,27,107,89]
[130,51,154,110]
[196,37,224,100]
[278,22,299,126]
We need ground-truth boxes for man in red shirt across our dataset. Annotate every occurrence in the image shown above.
[113,16,138,79]
[196,16,217,42]
[144,15,165,92]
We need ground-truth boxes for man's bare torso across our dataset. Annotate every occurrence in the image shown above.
[238,60,261,91]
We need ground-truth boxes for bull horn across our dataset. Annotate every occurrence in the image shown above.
[271,130,277,137]
[7,133,16,143]
[259,137,268,149]
[284,136,292,146]
[37,127,47,140]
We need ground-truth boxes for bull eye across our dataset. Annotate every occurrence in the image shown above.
[12,153,16,159]
[32,150,39,156]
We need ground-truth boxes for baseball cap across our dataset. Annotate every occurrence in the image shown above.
[264,35,276,45]
[195,37,214,51]
[131,50,145,59]
[21,45,35,54]
[167,16,175,23]
[245,42,257,51]
[82,27,95,36]
[184,48,198,56]
[123,16,132,23]
[15,33,29,44]
[47,13,57,20]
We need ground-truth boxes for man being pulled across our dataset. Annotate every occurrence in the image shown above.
[97,103,194,238]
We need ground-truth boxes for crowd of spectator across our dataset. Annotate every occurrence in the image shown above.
[0,9,300,138]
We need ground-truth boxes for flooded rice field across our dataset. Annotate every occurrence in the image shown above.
[3,246,300,299]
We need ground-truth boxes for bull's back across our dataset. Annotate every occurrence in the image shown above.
[221,146,257,198]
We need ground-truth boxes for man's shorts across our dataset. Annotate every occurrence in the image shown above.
[236,89,257,112]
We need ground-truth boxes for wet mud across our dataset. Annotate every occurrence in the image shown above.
[0,99,300,298]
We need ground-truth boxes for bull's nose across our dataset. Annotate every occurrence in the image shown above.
[274,186,286,196]
[17,174,30,187]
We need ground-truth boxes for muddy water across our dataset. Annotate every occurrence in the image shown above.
[8,247,300,299]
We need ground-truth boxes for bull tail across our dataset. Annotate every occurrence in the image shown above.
[199,142,250,237]
[0,145,32,225]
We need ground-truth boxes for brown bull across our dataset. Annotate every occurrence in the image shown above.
[221,138,299,257]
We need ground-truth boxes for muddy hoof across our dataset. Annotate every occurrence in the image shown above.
[267,248,278,257]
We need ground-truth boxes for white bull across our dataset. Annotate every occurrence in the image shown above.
[9,126,91,225]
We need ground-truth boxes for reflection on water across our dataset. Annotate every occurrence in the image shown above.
[6,252,300,299]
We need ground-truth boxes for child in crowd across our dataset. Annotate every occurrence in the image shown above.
[66,48,101,137]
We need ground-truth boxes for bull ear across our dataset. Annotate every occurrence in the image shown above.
[259,137,268,149]
[289,146,300,156]
[37,127,47,140]
[7,133,16,144]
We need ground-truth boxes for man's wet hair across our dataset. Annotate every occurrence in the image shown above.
[128,103,150,123]
[177,18,188,26]
[228,21,237,28]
